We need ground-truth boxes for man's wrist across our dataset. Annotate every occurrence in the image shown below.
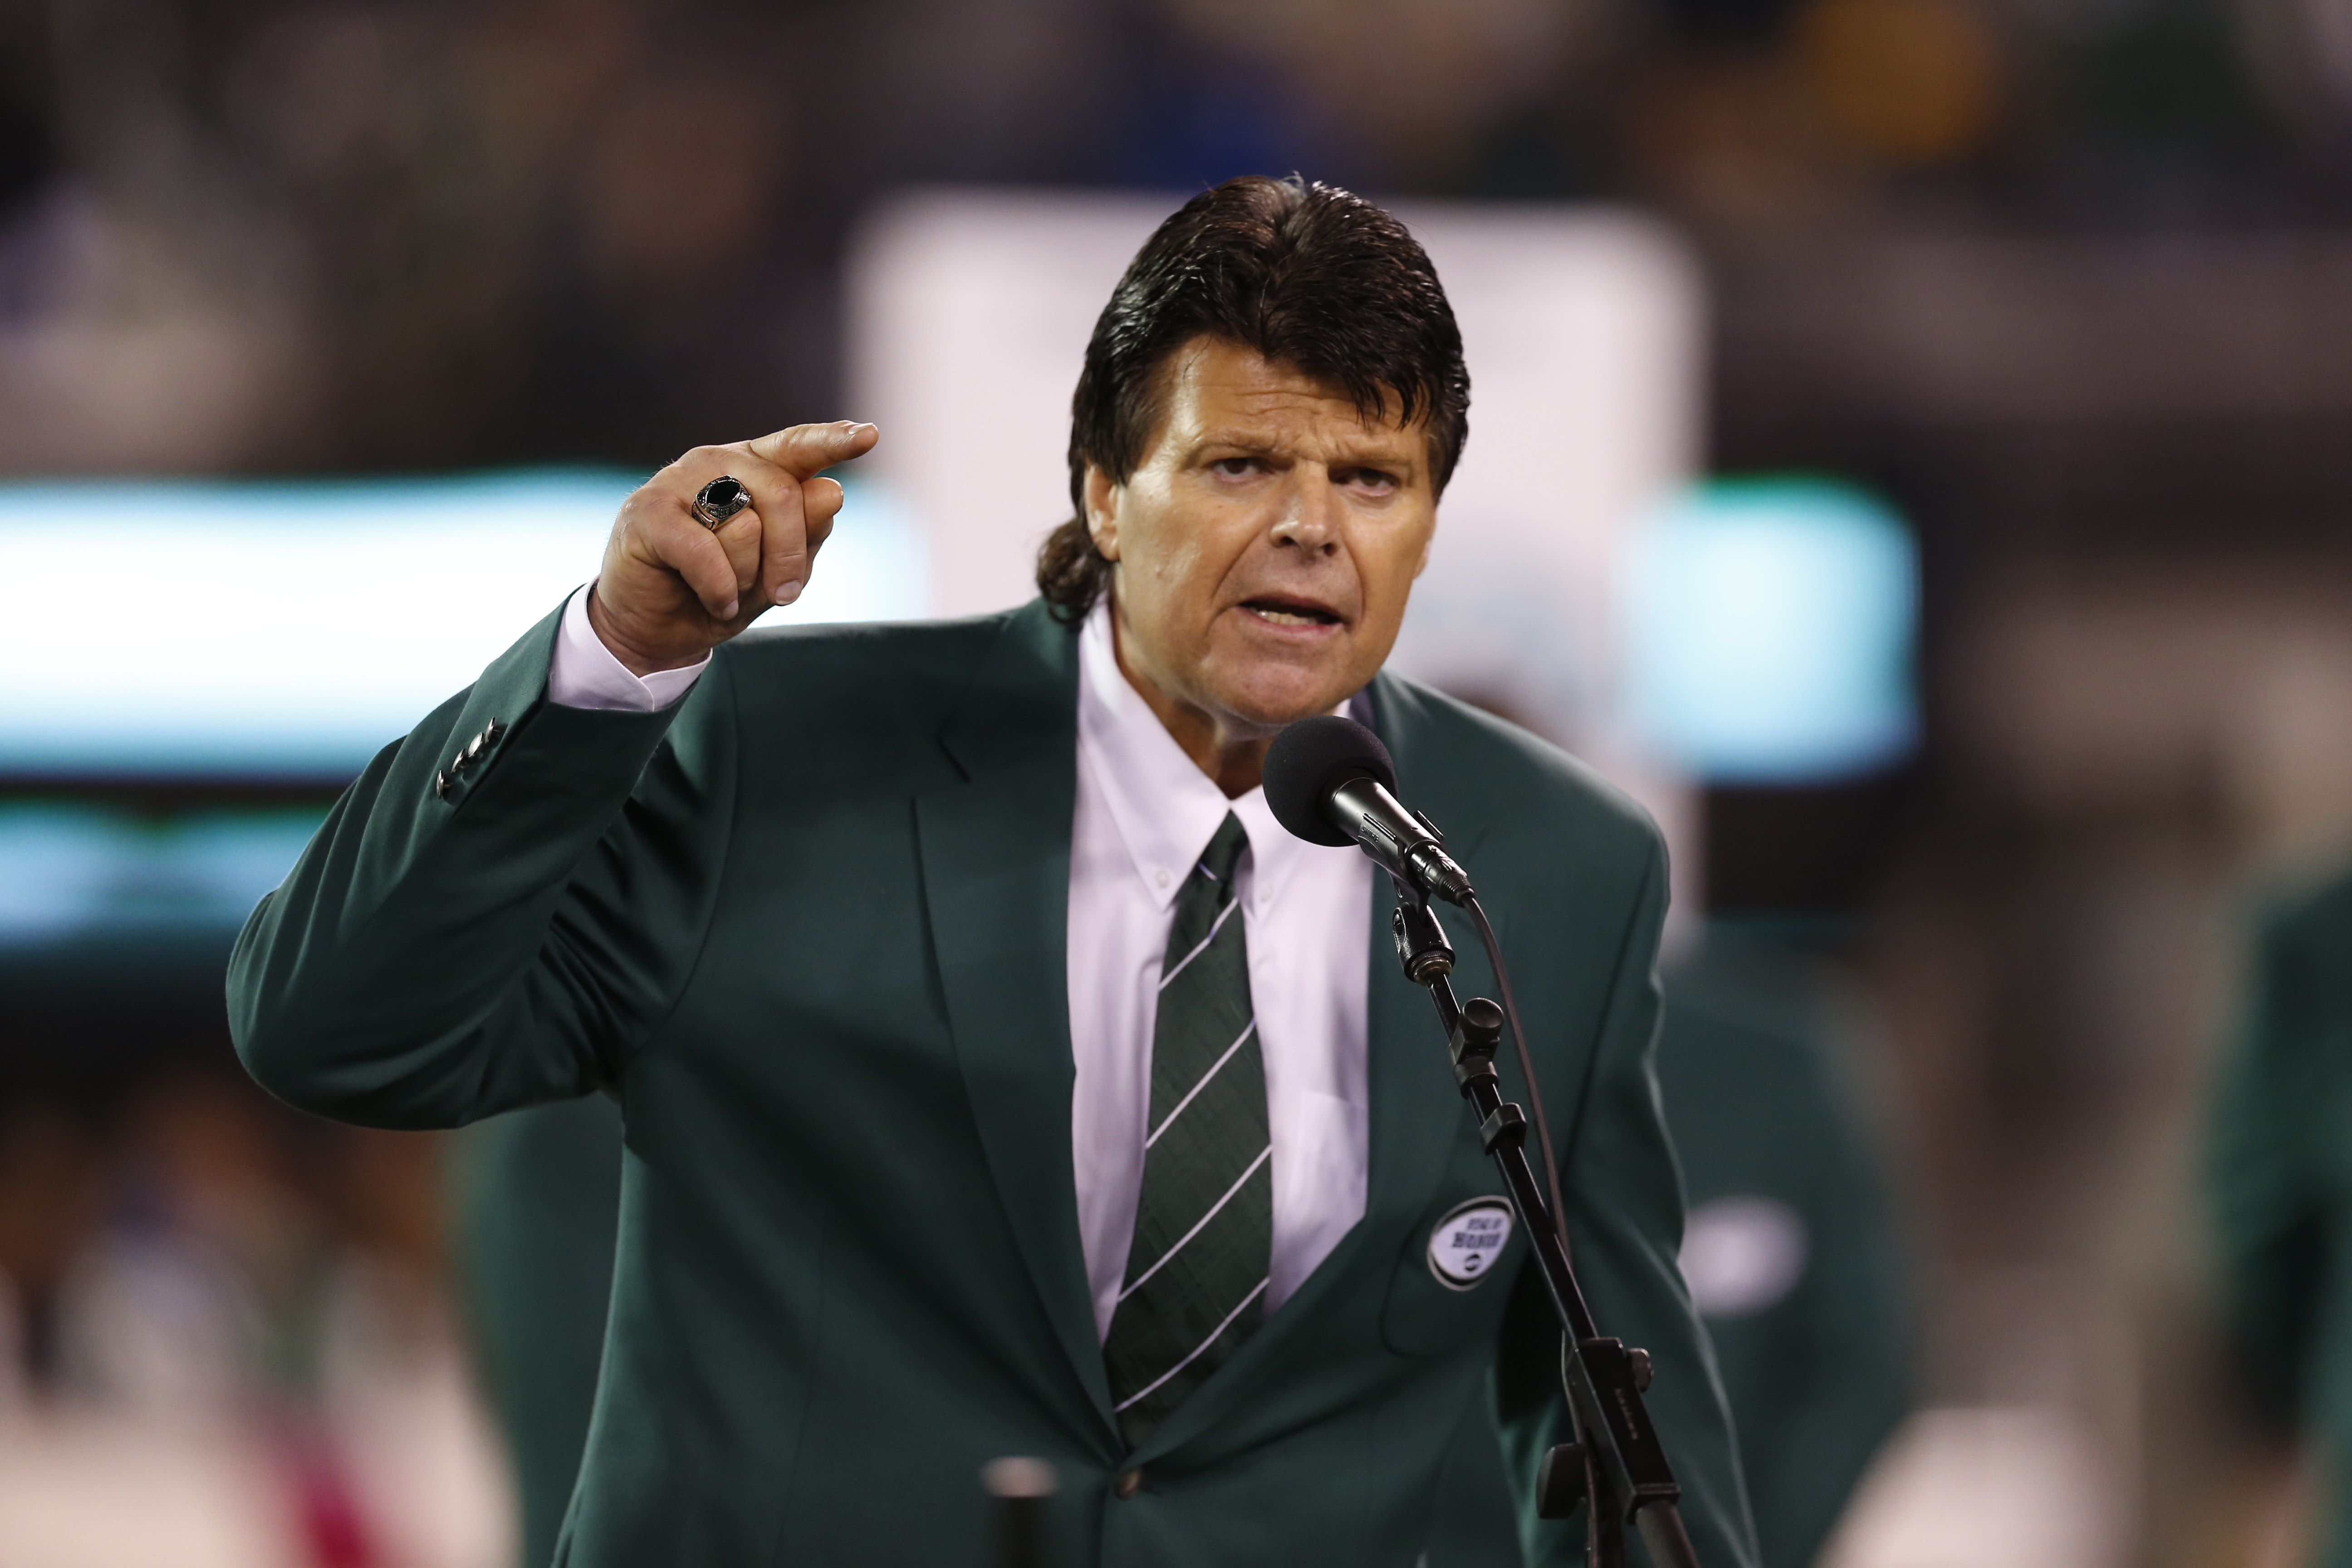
[584,586,715,676]
[550,584,710,713]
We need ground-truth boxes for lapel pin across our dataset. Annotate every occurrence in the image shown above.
[1427,1196,1515,1290]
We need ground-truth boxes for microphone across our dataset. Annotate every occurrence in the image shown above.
[981,1457,1055,1568]
[1263,715,1474,905]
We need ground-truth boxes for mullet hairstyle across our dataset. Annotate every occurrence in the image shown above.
[1036,174,1470,624]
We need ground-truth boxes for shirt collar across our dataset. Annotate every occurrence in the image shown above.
[1077,600,1313,915]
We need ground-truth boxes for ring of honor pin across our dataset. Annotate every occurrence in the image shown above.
[1426,1197,1515,1290]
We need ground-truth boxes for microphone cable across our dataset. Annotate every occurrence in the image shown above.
[1463,892,1572,1257]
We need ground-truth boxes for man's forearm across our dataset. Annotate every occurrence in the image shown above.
[228,600,727,1130]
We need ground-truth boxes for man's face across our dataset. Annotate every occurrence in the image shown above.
[1085,337,1438,743]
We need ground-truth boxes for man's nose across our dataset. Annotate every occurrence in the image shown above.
[1269,470,1340,555]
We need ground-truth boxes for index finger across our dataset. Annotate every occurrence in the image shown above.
[744,420,878,481]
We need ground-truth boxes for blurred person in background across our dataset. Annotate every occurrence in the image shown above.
[228,176,1754,1567]
[2210,868,2352,1568]
[1652,930,1909,1567]
[0,1102,106,1408]
[450,1098,624,1568]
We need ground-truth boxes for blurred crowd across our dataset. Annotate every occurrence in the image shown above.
[0,1060,505,1567]
[5,0,2352,477]
[8,0,2352,1565]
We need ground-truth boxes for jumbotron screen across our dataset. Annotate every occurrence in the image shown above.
[0,470,925,779]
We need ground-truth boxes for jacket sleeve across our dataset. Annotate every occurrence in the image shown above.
[226,603,738,1129]
[2208,895,2338,1436]
[1494,839,1762,1568]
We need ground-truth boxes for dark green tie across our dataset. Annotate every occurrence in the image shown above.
[1103,813,1272,1446]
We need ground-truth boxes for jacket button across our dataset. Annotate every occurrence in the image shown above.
[1113,1469,1142,1499]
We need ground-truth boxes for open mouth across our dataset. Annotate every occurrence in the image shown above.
[1240,597,1343,628]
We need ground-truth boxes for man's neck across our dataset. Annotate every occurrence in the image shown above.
[1107,616,1271,800]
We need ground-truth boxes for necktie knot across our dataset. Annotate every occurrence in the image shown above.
[1196,812,1249,889]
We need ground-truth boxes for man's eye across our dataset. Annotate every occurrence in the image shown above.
[1212,457,1257,476]
[1345,468,1398,491]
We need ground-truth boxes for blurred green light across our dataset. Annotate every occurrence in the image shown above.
[1622,477,1919,784]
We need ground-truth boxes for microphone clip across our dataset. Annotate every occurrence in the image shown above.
[1389,877,1456,985]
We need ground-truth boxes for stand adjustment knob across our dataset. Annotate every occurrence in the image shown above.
[1478,1102,1528,1153]
[1456,997,1504,1051]
[1535,1442,1588,1519]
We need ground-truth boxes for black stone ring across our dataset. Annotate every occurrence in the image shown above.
[691,475,751,529]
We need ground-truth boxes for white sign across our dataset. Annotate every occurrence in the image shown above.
[0,473,923,777]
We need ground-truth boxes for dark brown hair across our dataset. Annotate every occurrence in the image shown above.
[1035,175,1470,624]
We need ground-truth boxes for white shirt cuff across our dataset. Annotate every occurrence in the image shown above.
[546,583,711,712]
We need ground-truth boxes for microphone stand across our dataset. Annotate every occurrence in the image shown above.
[1390,882,1701,1568]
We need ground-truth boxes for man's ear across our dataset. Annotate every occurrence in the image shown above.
[1083,465,1122,562]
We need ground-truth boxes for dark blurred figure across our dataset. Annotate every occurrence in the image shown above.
[1430,926,1911,1568]
[449,1097,623,1568]
[0,1102,107,1401]
[1657,928,1911,1565]
[2210,867,2352,1568]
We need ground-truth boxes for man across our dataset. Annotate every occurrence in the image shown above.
[230,176,1754,1567]
[2209,867,2352,1567]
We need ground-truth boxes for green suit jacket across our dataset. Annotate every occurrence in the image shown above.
[2210,869,2352,1568]
[228,600,1755,1568]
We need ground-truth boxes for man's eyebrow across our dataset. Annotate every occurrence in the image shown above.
[1325,441,1422,472]
[1190,430,1422,465]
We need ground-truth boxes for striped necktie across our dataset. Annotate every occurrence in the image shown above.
[1103,812,1272,1446]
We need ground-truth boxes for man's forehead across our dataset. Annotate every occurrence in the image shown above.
[1185,420,1424,461]
[1161,342,1426,452]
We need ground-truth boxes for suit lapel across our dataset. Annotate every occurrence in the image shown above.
[913,605,1116,1437]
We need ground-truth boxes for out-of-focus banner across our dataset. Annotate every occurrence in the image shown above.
[0,804,328,942]
[0,471,924,778]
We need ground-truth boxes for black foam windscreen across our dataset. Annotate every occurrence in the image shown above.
[1262,714,1397,848]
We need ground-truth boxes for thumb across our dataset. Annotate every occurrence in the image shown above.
[747,420,879,480]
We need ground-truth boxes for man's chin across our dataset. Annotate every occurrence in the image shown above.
[1205,665,1365,733]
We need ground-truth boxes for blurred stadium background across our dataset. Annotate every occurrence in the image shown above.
[7,0,2352,1563]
